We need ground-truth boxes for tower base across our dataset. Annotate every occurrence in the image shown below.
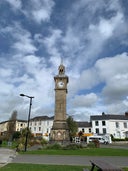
[50,121,70,144]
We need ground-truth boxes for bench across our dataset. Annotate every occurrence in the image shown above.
[90,159,123,171]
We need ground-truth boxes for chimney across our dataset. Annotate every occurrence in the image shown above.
[102,112,105,115]
[125,112,128,117]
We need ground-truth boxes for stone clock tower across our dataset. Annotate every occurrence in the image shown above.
[50,61,70,143]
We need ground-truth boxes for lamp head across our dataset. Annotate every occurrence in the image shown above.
[20,94,25,97]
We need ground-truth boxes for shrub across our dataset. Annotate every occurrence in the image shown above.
[112,138,126,142]
[87,142,95,148]
[63,143,84,150]
[46,143,62,149]
[41,138,48,146]
[17,143,24,151]
[29,139,41,146]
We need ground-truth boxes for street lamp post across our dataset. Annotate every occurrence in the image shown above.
[20,94,34,152]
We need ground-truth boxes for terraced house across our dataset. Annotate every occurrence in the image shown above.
[91,112,128,139]
[29,116,54,140]
[0,113,128,140]
[0,119,27,136]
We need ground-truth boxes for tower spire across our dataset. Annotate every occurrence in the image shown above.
[58,57,65,75]
[61,57,63,65]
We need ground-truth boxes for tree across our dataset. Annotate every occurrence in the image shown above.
[21,127,32,138]
[7,110,17,141]
[13,131,21,139]
[67,116,78,141]
[78,130,83,137]
[78,130,84,142]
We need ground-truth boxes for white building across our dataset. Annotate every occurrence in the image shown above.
[1,113,128,141]
[90,112,128,139]
[0,120,27,136]
[29,116,54,140]
[76,121,92,135]
[16,120,27,132]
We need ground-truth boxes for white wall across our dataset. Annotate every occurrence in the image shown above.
[29,119,53,140]
[91,119,128,139]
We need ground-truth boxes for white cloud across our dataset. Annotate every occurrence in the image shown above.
[62,27,81,53]
[0,68,13,78]
[61,0,127,72]
[0,23,37,55]
[68,68,99,98]
[98,12,124,38]
[12,26,37,54]
[71,93,98,108]
[95,53,128,82]
[106,102,127,114]
[42,29,65,68]
[0,81,14,95]
[43,29,62,55]
[3,0,55,24]
[95,52,128,110]
[0,51,55,122]
[79,69,99,90]
[123,98,128,108]
[23,0,55,23]
[4,0,22,10]
[0,0,128,122]
[68,52,128,115]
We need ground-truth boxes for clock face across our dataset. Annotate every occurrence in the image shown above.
[58,81,64,88]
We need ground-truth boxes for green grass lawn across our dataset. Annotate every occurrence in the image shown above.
[20,148,128,156]
[0,163,128,171]
[0,163,84,171]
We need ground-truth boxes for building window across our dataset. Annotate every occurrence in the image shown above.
[102,121,106,126]
[95,128,99,134]
[34,127,36,131]
[117,131,120,138]
[95,121,99,126]
[115,122,119,128]
[124,122,127,128]
[82,128,84,132]
[103,128,106,134]
[47,128,49,133]
[39,127,41,131]
[89,128,91,133]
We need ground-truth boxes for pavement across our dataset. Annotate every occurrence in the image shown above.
[0,148,16,167]
[0,147,128,168]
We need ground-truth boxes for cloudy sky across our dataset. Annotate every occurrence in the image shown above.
[0,0,128,122]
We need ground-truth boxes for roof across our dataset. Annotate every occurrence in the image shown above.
[90,113,128,121]
[76,121,91,127]
[30,115,54,121]
[0,119,27,124]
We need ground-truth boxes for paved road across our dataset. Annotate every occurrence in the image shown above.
[12,155,128,167]
[0,148,128,168]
